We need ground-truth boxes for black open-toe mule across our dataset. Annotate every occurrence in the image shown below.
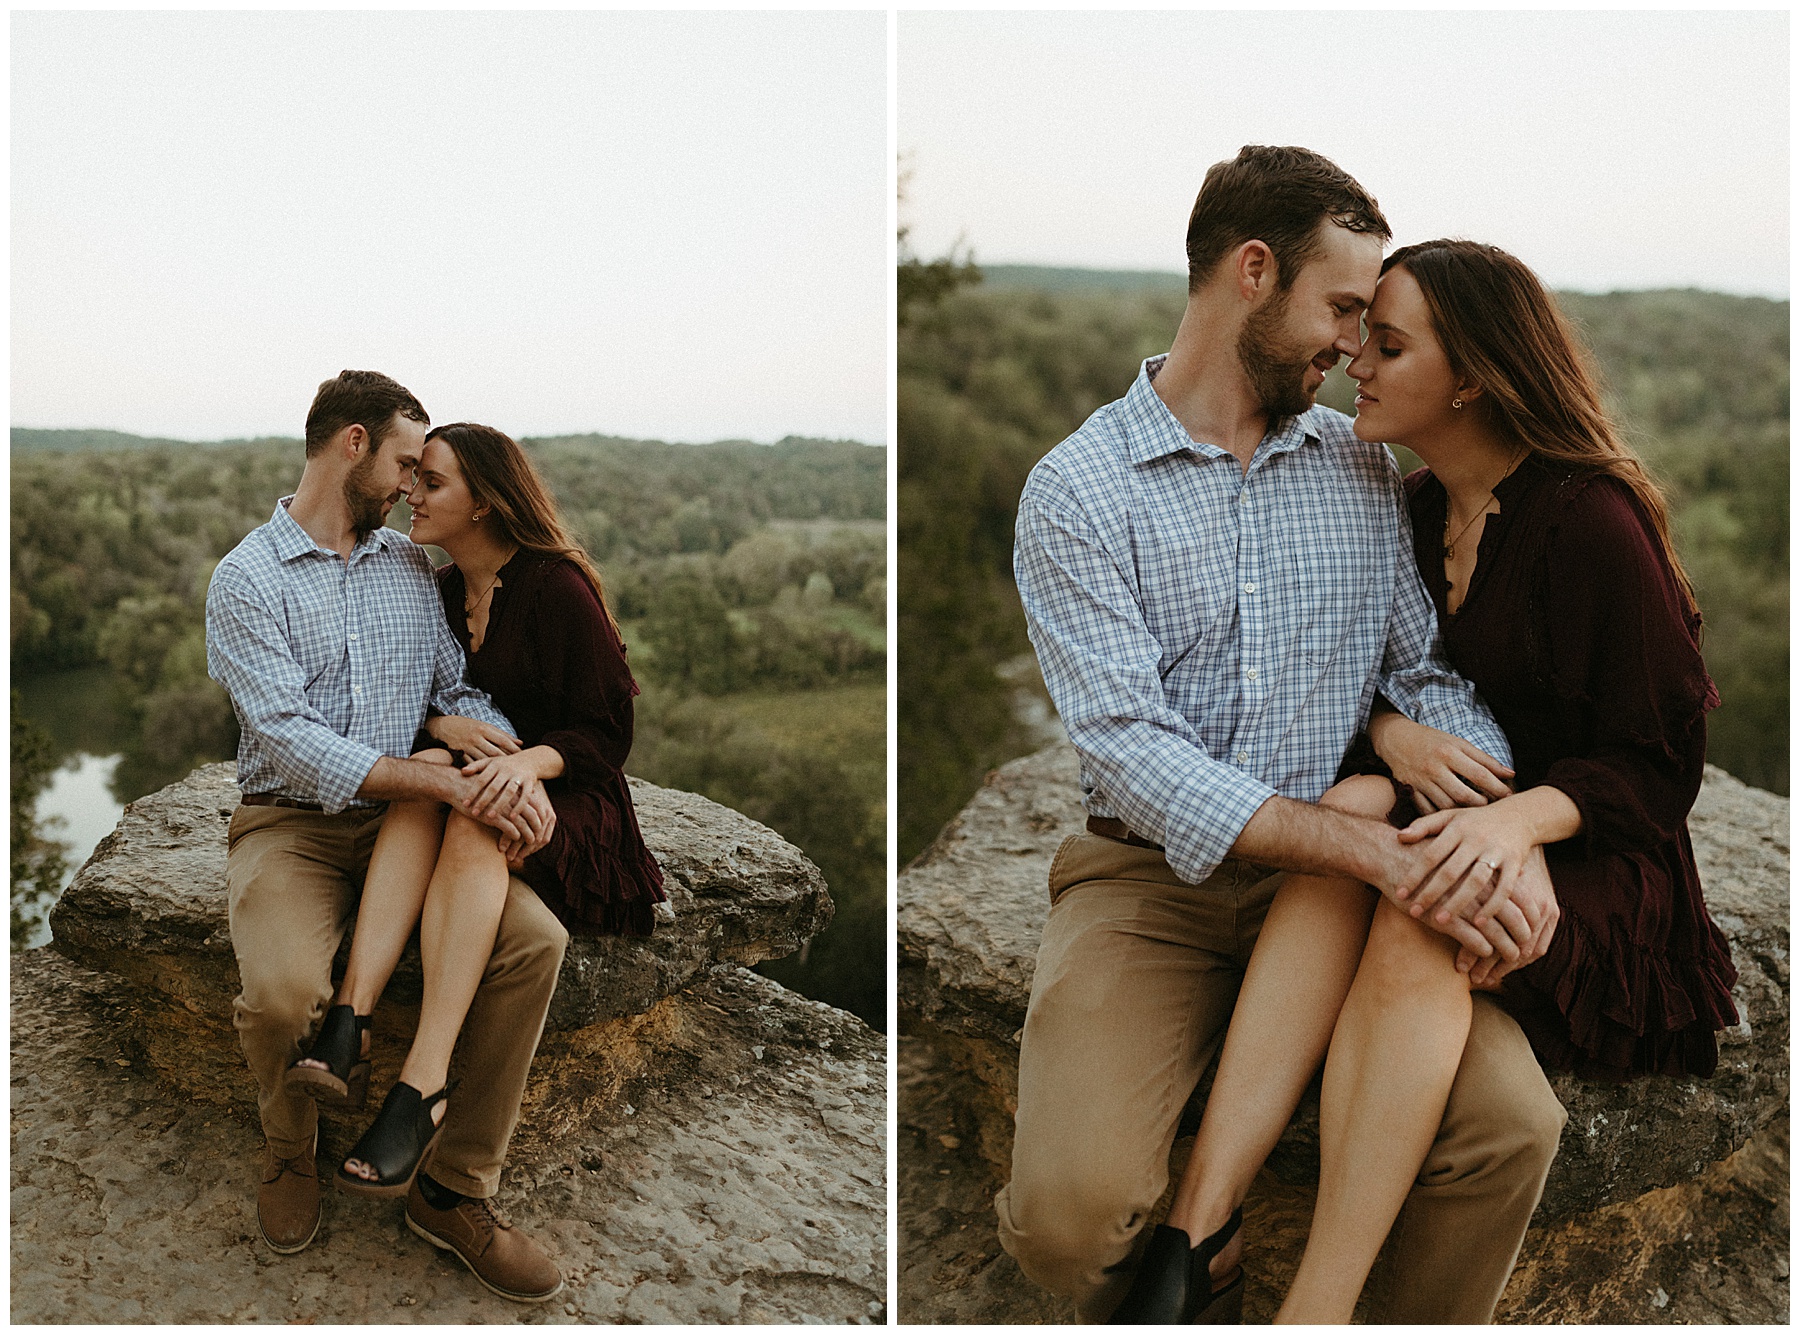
[335,1081,450,1198]
[1106,1207,1245,1324]
[285,1004,371,1111]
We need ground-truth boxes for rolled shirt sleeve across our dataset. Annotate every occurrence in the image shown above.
[1017,478,1276,885]
[206,566,382,813]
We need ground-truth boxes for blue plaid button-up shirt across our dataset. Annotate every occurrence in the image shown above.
[1015,355,1511,886]
[206,497,513,813]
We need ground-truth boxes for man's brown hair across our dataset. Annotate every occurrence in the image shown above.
[304,370,429,458]
[1185,145,1391,294]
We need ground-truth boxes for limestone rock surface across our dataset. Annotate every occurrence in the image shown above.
[13,950,886,1324]
[50,762,834,1036]
[898,743,1789,1321]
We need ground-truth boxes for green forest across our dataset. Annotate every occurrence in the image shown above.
[11,432,888,1029]
[899,261,1788,864]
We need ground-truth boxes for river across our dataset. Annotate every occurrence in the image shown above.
[14,667,136,948]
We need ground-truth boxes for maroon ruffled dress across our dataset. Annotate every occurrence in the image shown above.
[438,551,666,936]
[1405,458,1737,1081]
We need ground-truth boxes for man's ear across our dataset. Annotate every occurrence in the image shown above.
[342,423,369,457]
[1235,240,1275,300]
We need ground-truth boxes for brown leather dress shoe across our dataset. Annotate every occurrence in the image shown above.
[258,1133,321,1254]
[405,1180,563,1302]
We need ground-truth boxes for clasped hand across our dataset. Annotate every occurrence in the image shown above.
[1388,802,1559,985]
[453,753,555,868]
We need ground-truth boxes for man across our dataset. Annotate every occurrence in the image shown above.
[1003,147,1567,1321]
[206,369,567,1302]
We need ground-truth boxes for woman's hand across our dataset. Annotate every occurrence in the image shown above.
[1395,798,1539,954]
[425,714,521,761]
[1367,710,1513,813]
[461,750,543,820]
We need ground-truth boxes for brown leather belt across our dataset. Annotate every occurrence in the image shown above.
[1086,815,1165,851]
[241,793,326,811]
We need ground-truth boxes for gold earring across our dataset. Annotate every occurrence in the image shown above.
[474,513,483,523]
[1452,397,1464,409]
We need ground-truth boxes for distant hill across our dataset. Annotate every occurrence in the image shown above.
[979,264,1187,296]
[11,427,883,455]
[10,428,299,454]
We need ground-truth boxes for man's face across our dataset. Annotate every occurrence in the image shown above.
[1237,221,1383,419]
[343,415,427,539]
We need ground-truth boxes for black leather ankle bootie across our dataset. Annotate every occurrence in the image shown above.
[1106,1207,1244,1324]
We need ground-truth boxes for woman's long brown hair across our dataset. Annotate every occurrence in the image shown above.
[424,422,621,635]
[1384,239,1699,618]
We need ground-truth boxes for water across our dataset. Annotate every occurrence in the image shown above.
[15,667,138,949]
[21,753,126,948]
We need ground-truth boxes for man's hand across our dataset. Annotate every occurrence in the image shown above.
[495,780,556,867]
[1457,845,1559,986]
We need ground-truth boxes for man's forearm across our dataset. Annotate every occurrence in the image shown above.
[357,754,461,806]
[1229,795,1397,889]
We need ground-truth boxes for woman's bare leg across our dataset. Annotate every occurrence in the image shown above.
[342,810,511,1180]
[1275,901,1473,1323]
[400,810,512,1093]
[1161,775,1393,1281]
[293,750,452,1073]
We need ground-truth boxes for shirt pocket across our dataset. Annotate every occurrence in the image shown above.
[283,587,347,689]
[1139,536,1236,682]
[1288,546,1377,667]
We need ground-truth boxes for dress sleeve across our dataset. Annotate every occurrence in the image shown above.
[535,562,637,785]
[1536,477,1717,857]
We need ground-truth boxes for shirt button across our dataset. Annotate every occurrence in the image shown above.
[1236,750,1249,764]
[1246,667,1258,681]
[352,686,362,695]
[349,633,359,642]
[1243,582,1256,594]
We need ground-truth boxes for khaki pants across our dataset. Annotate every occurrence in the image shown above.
[225,802,569,1198]
[995,834,1565,1323]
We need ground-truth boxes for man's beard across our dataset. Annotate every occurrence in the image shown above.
[343,449,391,539]
[1237,287,1321,420]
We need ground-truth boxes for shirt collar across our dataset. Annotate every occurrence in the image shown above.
[271,495,396,562]
[1124,354,1324,465]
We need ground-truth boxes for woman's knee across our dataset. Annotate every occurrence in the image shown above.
[1357,900,1463,1000]
[1320,774,1397,820]
[439,810,507,867]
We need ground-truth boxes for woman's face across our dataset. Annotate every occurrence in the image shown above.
[1345,265,1464,447]
[406,439,482,547]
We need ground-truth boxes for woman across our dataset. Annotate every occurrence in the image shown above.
[285,422,666,1196]
[1111,241,1737,1323]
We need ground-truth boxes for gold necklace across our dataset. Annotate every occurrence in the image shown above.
[463,570,502,615]
[1443,448,1529,561]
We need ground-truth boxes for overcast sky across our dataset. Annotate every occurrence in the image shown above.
[13,11,888,444]
[900,10,1788,299]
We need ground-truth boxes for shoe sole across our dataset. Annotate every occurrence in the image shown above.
[259,1208,320,1255]
[405,1212,564,1303]
[334,1122,442,1199]
[286,1060,371,1113]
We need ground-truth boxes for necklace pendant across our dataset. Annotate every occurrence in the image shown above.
[1443,542,1454,561]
